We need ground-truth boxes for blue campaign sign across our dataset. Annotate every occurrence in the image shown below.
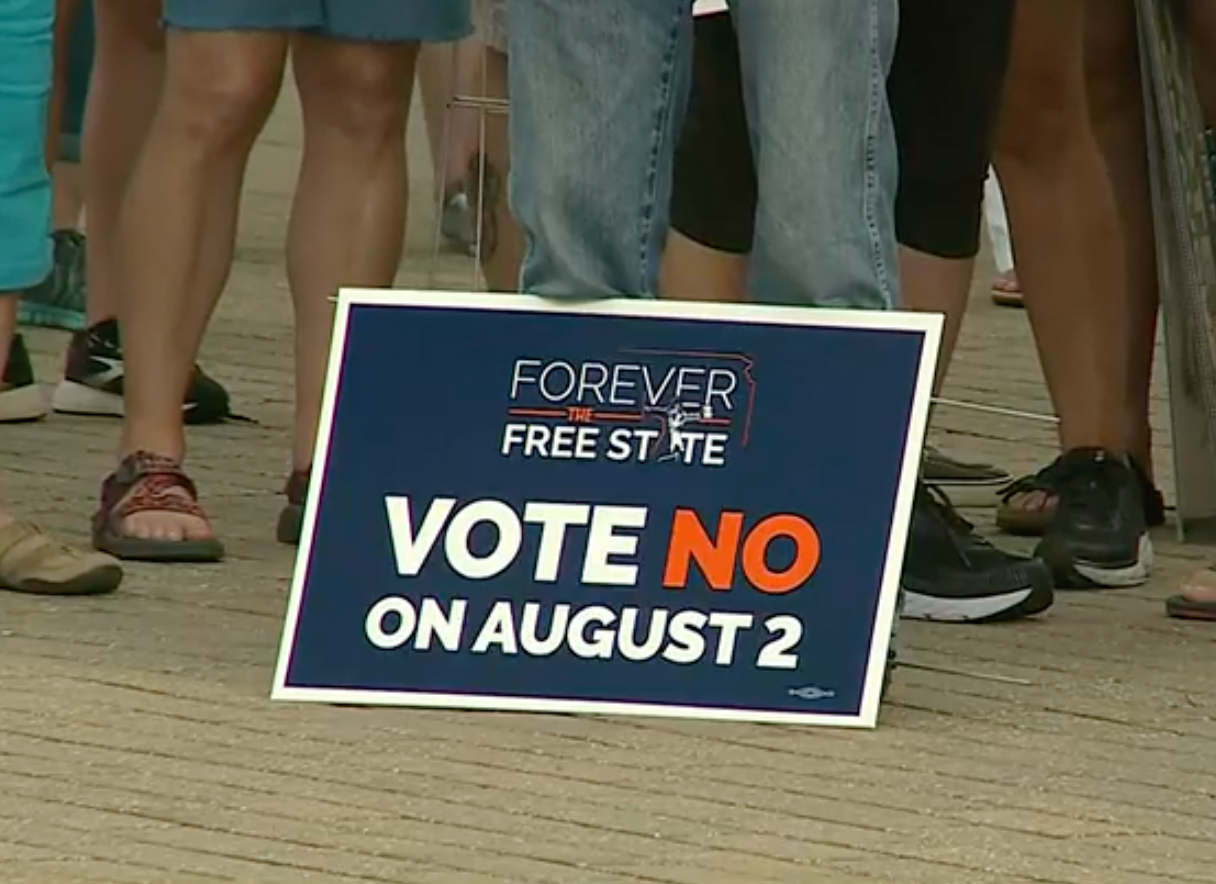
[272,291,940,728]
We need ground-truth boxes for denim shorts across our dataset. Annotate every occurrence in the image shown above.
[162,0,472,43]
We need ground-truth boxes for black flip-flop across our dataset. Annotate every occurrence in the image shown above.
[1166,574,1216,621]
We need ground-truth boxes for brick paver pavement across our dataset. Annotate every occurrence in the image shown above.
[1,90,1214,884]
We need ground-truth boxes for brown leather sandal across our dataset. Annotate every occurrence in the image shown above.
[92,451,225,562]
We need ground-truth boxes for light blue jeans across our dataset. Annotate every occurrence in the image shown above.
[508,0,900,309]
[0,0,53,293]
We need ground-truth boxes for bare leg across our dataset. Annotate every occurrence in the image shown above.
[45,0,80,168]
[0,297,15,528]
[84,0,163,325]
[287,36,417,472]
[993,0,1134,517]
[469,47,524,292]
[50,0,84,228]
[418,42,453,185]
[1084,0,1158,475]
[116,30,286,541]
[52,160,83,228]
[899,249,975,393]
[0,298,14,376]
[418,38,481,192]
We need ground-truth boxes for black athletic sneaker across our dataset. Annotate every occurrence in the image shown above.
[902,483,1054,623]
[1035,448,1153,589]
[0,334,48,423]
[51,318,232,424]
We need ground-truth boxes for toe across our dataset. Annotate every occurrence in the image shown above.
[1179,569,1216,602]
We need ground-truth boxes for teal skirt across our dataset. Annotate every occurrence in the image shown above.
[0,0,53,292]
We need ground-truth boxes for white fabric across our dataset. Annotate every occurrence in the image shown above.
[694,0,729,16]
[984,169,1015,273]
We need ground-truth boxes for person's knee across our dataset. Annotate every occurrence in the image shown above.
[307,53,410,145]
[161,48,283,153]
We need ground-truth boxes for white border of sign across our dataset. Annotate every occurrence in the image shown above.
[272,290,942,729]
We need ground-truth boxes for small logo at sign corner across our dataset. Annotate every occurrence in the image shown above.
[787,685,837,702]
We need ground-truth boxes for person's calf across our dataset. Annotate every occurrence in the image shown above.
[897,248,974,391]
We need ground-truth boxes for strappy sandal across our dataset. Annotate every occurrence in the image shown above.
[991,270,1023,308]
[93,451,225,562]
[1166,569,1216,621]
[996,454,1166,537]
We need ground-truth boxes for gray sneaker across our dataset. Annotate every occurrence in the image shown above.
[18,230,87,331]
[440,190,477,256]
[923,445,1010,505]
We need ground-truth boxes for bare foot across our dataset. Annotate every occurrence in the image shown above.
[1167,568,1216,620]
[95,451,224,562]
[993,269,1020,291]
[996,485,1058,535]
[991,270,1022,306]
[1177,568,1216,603]
[119,480,214,542]
[1002,488,1056,515]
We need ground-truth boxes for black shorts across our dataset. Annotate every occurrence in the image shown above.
[670,0,1015,259]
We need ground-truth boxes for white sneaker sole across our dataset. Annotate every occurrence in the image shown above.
[902,586,1036,623]
[1073,534,1154,587]
[51,380,124,417]
[0,385,49,422]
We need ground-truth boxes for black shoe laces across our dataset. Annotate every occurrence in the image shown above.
[919,483,994,555]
